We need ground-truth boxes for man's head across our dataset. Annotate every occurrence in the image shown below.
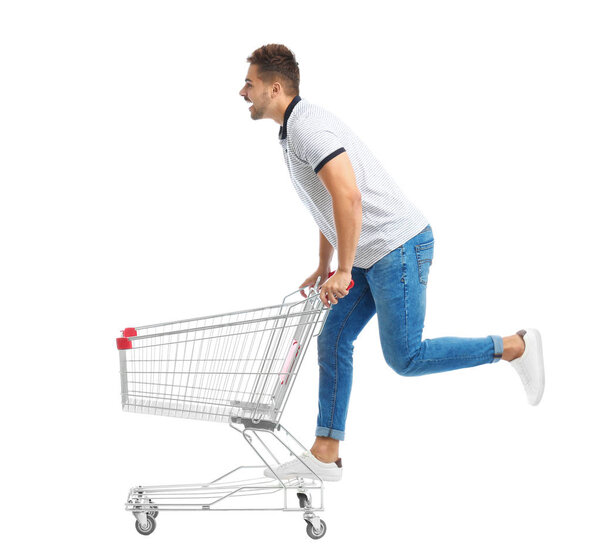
[239,44,300,121]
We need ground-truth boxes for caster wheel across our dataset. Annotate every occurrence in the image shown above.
[135,515,156,536]
[306,519,327,540]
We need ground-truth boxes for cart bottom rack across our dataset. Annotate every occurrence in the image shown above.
[126,422,327,539]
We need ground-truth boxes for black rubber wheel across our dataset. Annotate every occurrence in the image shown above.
[306,519,327,540]
[135,515,156,536]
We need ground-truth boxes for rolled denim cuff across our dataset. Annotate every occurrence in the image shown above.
[316,426,345,441]
[490,334,504,363]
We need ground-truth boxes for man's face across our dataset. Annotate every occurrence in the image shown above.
[239,64,272,120]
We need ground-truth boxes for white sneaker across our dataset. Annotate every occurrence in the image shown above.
[509,328,545,405]
[264,451,343,482]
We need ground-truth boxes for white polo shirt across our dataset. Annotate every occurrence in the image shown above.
[279,95,429,269]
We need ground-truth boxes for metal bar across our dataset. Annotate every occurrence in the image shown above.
[130,293,321,333]
[128,307,322,342]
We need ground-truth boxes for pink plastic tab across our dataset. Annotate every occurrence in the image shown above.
[279,340,300,384]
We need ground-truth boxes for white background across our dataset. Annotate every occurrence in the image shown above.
[2,0,599,557]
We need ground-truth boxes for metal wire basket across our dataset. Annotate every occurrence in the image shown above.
[118,289,327,425]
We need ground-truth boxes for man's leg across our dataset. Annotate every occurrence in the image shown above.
[311,267,376,461]
[369,225,510,376]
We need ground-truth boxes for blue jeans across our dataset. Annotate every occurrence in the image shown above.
[315,224,504,441]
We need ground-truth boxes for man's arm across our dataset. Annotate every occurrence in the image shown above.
[316,151,362,306]
[298,231,334,298]
[319,229,335,269]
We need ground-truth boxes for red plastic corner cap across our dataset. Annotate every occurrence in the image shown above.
[122,328,137,337]
[117,337,132,350]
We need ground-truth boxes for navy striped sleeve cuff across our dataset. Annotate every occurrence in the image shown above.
[314,147,346,174]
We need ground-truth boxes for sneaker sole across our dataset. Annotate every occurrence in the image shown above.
[264,468,342,482]
[514,328,545,406]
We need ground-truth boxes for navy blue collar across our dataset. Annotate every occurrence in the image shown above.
[278,95,302,140]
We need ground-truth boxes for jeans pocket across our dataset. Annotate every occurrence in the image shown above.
[415,239,434,285]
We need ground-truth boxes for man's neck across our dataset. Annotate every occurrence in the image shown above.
[273,95,296,125]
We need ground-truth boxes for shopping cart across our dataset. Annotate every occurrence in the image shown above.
[116,276,353,540]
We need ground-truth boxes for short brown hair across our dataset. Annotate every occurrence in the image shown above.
[246,44,300,96]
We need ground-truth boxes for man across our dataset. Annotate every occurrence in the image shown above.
[239,44,545,482]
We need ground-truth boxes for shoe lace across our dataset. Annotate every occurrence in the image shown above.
[280,451,311,468]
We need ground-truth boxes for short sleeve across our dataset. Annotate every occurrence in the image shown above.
[289,120,346,173]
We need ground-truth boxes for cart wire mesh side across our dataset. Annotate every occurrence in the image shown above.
[117,290,327,425]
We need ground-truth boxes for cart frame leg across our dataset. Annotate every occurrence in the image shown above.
[228,419,325,512]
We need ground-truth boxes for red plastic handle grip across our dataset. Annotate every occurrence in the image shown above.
[327,271,354,290]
